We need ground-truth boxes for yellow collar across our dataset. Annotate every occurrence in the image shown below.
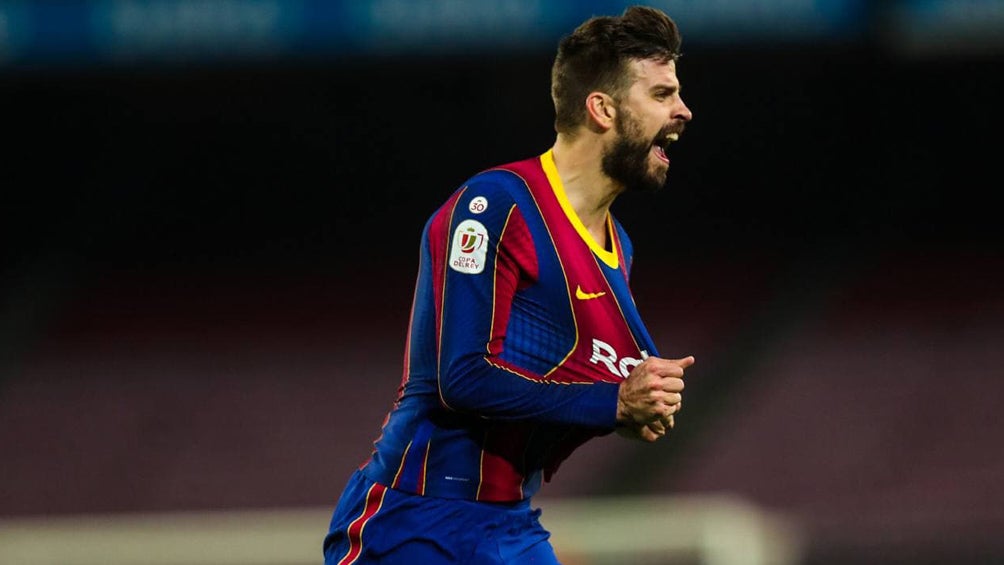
[540,149,619,269]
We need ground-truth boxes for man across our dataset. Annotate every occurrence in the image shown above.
[324,5,695,564]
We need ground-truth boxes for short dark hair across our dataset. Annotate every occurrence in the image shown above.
[551,6,683,134]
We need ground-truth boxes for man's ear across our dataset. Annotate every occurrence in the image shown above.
[585,92,616,132]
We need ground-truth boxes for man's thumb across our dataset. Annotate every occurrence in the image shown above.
[670,355,695,370]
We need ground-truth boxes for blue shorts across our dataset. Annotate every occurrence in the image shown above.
[323,470,560,564]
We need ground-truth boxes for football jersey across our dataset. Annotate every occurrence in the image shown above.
[359,149,660,502]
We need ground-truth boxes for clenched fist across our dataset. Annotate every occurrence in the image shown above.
[615,355,694,442]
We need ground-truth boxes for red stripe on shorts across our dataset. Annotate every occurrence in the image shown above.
[337,483,387,565]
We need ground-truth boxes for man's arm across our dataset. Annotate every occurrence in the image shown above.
[429,180,689,430]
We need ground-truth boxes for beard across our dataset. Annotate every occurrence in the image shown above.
[601,106,668,193]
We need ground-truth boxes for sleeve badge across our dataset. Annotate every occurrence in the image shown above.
[449,219,489,274]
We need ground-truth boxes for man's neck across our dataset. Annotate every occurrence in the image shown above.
[550,135,622,241]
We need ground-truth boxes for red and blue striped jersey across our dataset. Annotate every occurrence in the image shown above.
[360,150,660,502]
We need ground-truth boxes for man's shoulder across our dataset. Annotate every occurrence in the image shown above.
[422,153,547,230]
[483,153,546,183]
[463,153,548,196]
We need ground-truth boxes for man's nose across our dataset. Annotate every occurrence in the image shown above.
[676,98,693,122]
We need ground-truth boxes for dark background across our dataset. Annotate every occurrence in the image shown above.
[6,46,1001,275]
[3,5,1004,564]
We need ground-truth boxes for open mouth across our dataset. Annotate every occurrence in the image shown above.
[652,132,680,164]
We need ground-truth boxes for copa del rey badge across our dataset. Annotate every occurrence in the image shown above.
[450,219,488,274]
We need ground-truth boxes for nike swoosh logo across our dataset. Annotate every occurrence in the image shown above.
[575,285,607,300]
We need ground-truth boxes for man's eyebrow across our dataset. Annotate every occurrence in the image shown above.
[651,83,680,94]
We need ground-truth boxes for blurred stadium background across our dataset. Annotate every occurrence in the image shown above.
[2,1,1003,563]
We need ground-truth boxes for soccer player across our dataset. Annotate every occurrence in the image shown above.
[324,5,695,564]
